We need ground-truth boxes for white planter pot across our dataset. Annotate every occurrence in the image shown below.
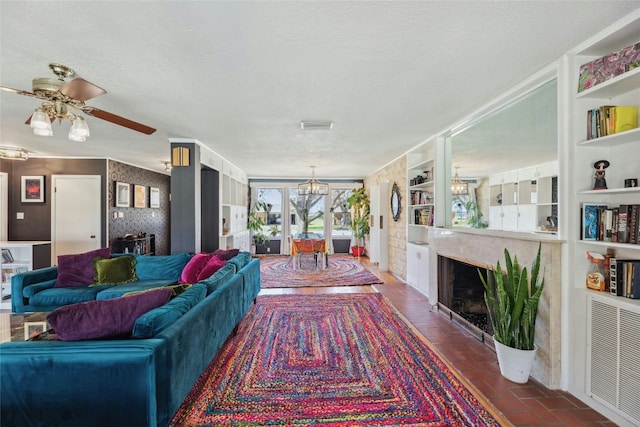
[494,340,537,384]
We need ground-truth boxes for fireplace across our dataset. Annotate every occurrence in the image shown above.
[437,255,494,342]
[429,228,563,388]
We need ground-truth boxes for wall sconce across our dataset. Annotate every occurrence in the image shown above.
[172,147,190,167]
[163,161,172,172]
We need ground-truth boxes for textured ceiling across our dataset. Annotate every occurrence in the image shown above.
[1,1,638,179]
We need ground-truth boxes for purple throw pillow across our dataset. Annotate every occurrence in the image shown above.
[47,287,173,341]
[179,253,212,284]
[196,255,227,282]
[212,248,239,261]
[55,248,112,288]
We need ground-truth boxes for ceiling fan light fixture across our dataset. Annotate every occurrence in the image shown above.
[33,126,53,136]
[30,107,52,131]
[0,146,28,161]
[70,116,90,138]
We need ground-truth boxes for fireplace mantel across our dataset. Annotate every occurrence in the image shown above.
[428,227,564,388]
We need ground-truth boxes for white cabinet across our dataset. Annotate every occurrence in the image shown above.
[488,162,558,232]
[406,243,429,296]
[1,241,51,310]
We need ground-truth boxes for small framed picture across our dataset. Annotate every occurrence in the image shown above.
[582,203,606,240]
[134,185,146,208]
[149,187,160,208]
[115,182,130,208]
[1,248,14,263]
[24,321,47,340]
[21,176,45,202]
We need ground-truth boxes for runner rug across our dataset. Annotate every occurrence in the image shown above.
[259,254,383,288]
[170,293,505,426]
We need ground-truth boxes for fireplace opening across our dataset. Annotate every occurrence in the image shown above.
[437,255,494,341]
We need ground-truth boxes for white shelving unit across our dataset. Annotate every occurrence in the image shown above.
[568,12,640,427]
[220,165,250,251]
[1,241,51,310]
[407,139,435,245]
[488,161,558,233]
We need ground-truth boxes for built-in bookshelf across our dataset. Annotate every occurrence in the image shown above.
[569,11,640,426]
[407,139,436,245]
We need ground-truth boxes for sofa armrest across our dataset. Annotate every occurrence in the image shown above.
[11,266,58,312]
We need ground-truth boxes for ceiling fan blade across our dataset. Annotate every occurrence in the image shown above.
[1,85,37,98]
[83,107,156,135]
[59,78,106,102]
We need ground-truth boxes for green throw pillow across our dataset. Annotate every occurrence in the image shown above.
[92,256,138,285]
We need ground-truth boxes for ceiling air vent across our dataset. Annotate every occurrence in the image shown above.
[300,121,334,130]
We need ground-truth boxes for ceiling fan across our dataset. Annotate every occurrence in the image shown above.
[0,63,156,139]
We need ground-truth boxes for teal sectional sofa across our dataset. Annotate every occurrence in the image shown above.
[0,252,261,427]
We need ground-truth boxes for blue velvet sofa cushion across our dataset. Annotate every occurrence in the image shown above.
[134,253,190,281]
[29,286,111,307]
[197,263,235,295]
[227,251,251,272]
[132,283,206,339]
[95,279,179,300]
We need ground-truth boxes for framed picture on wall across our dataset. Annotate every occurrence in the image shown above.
[134,185,146,208]
[115,182,130,208]
[149,187,160,208]
[21,176,45,202]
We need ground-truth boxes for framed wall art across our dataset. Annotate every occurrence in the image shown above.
[134,185,146,208]
[149,187,160,208]
[115,182,130,208]
[21,176,45,203]
[24,321,47,340]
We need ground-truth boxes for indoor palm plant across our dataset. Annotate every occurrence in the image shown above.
[346,188,370,257]
[479,243,544,383]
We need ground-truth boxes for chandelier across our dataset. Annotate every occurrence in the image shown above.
[297,166,329,196]
[451,167,468,195]
[29,100,90,141]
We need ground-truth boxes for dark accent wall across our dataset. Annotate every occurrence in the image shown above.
[170,143,201,254]
[201,167,220,252]
[6,158,107,244]
[107,160,171,255]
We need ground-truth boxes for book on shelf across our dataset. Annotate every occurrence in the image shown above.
[611,259,640,299]
[1,266,28,284]
[414,206,434,226]
[586,105,638,140]
[582,203,640,244]
[410,190,433,206]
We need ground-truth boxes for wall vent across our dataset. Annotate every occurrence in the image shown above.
[588,295,640,424]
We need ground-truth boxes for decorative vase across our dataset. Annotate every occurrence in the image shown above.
[494,340,537,384]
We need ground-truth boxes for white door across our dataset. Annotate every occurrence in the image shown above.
[51,175,101,263]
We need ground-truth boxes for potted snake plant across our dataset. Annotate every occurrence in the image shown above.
[479,243,544,383]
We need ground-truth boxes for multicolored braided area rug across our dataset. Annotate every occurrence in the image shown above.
[259,255,383,288]
[170,293,504,426]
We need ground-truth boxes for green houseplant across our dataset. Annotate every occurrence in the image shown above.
[465,200,488,228]
[479,243,544,383]
[346,188,370,257]
[247,202,269,254]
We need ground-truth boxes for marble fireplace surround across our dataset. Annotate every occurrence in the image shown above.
[429,228,564,389]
